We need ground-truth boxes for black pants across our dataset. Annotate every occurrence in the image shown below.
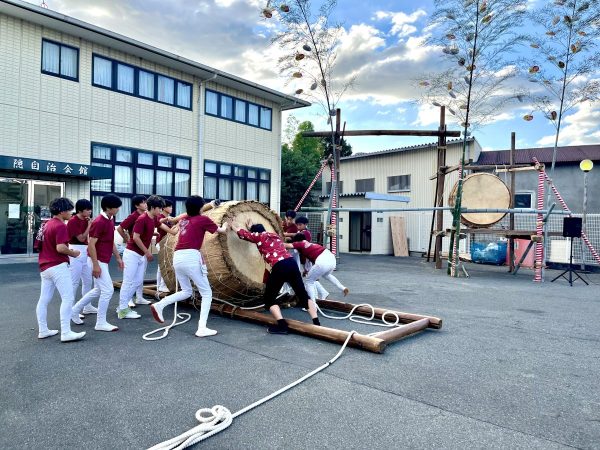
[263,258,309,309]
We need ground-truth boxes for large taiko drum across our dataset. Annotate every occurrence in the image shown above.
[448,173,511,228]
[158,200,282,305]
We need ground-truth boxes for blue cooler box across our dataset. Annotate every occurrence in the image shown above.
[470,241,507,265]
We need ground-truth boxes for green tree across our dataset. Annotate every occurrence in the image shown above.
[320,135,352,159]
[280,121,322,211]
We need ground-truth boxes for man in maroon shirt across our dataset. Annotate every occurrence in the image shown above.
[67,199,97,316]
[36,197,86,342]
[150,196,227,337]
[282,209,298,240]
[116,195,147,306]
[118,195,175,319]
[232,219,320,334]
[72,194,124,332]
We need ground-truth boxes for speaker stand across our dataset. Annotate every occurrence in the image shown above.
[551,237,588,287]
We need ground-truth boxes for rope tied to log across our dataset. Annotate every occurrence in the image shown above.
[147,331,357,450]
[314,303,404,335]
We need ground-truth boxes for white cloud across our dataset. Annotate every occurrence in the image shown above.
[537,102,600,146]
[374,9,427,37]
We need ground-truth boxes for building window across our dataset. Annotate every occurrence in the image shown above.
[41,39,79,81]
[325,181,343,195]
[514,192,534,208]
[91,54,193,110]
[90,143,191,220]
[388,175,411,192]
[205,89,272,131]
[355,178,375,192]
[203,160,270,204]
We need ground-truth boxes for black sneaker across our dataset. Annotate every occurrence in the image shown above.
[267,324,289,335]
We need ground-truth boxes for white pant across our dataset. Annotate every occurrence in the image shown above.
[305,250,345,301]
[73,260,114,325]
[155,249,213,329]
[119,249,147,310]
[289,249,328,299]
[156,242,167,289]
[305,261,329,299]
[69,244,92,298]
[36,262,74,335]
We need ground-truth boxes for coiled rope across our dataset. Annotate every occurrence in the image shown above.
[142,277,192,341]
[147,330,357,450]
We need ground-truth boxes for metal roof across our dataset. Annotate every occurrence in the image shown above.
[0,0,310,111]
[341,137,475,161]
[477,144,600,165]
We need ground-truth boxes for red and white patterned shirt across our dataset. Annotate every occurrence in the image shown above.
[237,229,291,267]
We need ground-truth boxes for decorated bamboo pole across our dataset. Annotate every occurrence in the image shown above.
[534,166,545,282]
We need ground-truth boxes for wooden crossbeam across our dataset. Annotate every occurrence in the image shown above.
[302,129,461,138]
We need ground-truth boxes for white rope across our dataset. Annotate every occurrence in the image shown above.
[143,275,192,341]
[147,331,357,450]
[313,303,403,336]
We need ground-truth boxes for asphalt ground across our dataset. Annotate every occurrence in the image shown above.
[1,255,599,449]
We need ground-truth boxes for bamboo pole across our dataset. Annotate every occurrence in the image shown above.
[316,299,442,329]
[509,132,516,273]
[211,303,386,353]
[370,318,431,343]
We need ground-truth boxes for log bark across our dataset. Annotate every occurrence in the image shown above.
[370,318,431,343]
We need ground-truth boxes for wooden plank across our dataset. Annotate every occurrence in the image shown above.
[211,303,386,353]
[302,129,461,138]
[390,216,409,257]
[317,299,442,329]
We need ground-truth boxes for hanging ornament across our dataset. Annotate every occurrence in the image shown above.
[528,65,540,74]
[449,91,457,98]
[321,79,326,87]
[479,1,487,12]
[310,82,318,90]
[461,121,470,128]
[432,101,442,107]
[558,61,565,68]
[262,8,273,18]
[466,32,475,41]
[578,31,587,36]
[448,108,456,116]
[302,44,312,52]
[482,14,493,24]
[295,53,305,61]
[546,31,556,36]
[530,43,540,49]
[552,16,560,26]
[280,4,290,12]
[523,114,533,121]
[564,15,572,24]
[419,80,430,87]
[578,2,590,12]
[549,111,557,120]
[458,57,466,66]
[292,71,303,78]
[446,33,456,40]
[447,81,453,91]
[459,103,468,110]
[466,64,476,72]
[446,13,456,20]
[295,88,303,95]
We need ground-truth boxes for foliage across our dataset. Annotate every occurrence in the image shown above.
[320,135,352,158]
[526,0,600,173]
[280,121,323,211]
[418,0,528,131]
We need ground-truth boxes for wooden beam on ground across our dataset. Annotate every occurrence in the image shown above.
[370,318,431,344]
[316,299,442,329]
[302,129,461,138]
[211,302,386,353]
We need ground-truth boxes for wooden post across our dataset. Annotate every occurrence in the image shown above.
[435,107,447,269]
[509,132,516,272]
[211,302,386,353]
[316,299,442,329]
[370,318,431,343]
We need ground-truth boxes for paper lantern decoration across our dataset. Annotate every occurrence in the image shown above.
[523,114,533,121]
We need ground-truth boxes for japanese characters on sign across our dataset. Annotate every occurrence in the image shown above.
[2,156,91,177]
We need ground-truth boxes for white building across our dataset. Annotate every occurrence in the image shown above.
[320,138,481,254]
[0,0,308,259]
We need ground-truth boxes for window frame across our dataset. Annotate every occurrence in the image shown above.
[205,89,272,131]
[41,38,79,82]
[514,191,534,209]
[91,53,193,111]
[90,142,192,221]
[203,159,271,205]
[355,178,375,192]
[387,175,411,193]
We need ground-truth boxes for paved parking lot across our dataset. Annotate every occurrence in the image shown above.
[1,255,599,449]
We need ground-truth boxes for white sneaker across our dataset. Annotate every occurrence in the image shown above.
[71,312,84,325]
[82,304,98,315]
[128,299,136,308]
[195,327,217,337]
[150,303,165,323]
[117,308,141,319]
[135,298,152,305]
[38,329,58,339]
[61,331,86,342]
[95,322,119,332]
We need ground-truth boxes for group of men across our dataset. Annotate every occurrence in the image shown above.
[35,195,348,341]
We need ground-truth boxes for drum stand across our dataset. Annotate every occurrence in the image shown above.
[455,233,469,278]
[551,237,588,286]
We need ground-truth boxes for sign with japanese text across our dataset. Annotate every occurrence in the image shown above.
[0,156,110,179]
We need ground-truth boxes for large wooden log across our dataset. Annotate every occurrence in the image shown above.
[316,299,442,329]
[211,303,386,353]
[302,129,461,138]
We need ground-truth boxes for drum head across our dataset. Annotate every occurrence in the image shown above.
[449,173,510,227]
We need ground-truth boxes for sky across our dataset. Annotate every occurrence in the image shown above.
[28,0,600,154]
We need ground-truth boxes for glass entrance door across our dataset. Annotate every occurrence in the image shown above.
[0,178,64,257]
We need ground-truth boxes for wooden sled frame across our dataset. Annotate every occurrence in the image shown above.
[113,280,443,354]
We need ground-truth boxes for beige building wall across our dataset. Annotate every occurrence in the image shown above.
[322,140,482,254]
[0,13,283,209]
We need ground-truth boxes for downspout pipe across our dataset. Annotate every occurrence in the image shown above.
[198,73,218,195]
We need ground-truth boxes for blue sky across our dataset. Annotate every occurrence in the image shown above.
[29,0,600,153]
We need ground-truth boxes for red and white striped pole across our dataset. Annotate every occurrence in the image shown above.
[294,160,328,212]
[330,164,337,255]
[534,167,545,282]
